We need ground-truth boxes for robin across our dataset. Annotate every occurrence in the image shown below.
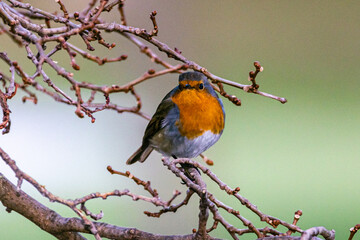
[126,71,225,165]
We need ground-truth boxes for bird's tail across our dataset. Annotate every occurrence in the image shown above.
[126,146,153,165]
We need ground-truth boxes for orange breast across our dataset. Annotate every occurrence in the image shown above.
[171,90,224,139]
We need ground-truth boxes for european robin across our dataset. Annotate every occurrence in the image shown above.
[126,71,225,164]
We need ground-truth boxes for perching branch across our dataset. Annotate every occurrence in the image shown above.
[0,146,331,240]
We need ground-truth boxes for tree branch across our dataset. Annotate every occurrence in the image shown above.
[1,172,219,240]
[0,0,287,132]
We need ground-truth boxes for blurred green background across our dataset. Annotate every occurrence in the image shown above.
[1,0,359,239]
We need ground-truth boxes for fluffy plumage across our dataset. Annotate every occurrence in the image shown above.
[126,72,225,165]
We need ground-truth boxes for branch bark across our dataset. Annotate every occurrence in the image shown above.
[0,172,219,240]
[0,168,326,240]
[258,237,322,240]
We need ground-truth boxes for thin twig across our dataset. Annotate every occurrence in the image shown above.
[348,224,360,240]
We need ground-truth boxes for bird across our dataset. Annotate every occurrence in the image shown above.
[126,71,225,165]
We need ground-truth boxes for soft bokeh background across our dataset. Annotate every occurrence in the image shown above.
[1,1,359,239]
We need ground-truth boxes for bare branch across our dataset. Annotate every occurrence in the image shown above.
[171,158,302,233]
[107,166,159,198]
[149,11,158,36]
[0,172,212,240]
[144,189,194,218]
[300,226,335,240]
[348,224,360,240]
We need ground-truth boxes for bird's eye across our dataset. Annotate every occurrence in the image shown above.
[198,83,204,90]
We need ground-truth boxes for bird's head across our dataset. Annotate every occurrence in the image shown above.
[178,72,211,92]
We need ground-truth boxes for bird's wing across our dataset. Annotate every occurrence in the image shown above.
[142,97,176,146]
[127,93,177,164]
